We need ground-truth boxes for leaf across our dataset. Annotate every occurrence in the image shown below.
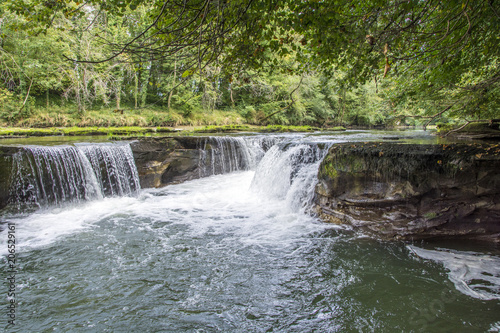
[182,69,194,78]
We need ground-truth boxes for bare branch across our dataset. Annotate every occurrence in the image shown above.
[443,119,490,136]
[19,79,33,113]
[423,103,455,130]
[260,73,306,123]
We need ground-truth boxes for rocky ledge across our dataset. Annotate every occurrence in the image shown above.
[130,136,255,188]
[314,142,500,242]
[130,137,203,188]
[0,147,20,210]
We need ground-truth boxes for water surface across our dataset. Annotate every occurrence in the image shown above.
[1,131,499,332]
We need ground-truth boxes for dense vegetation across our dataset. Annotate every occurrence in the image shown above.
[1,0,498,129]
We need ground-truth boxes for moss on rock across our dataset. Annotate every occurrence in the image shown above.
[314,142,500,241]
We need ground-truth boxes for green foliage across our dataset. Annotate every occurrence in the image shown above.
[0,126,161,137]
[260,125,320,133]
[0,88,20,123]
[1,0,498,129]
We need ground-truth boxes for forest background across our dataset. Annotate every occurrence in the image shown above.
[0,0,498,130]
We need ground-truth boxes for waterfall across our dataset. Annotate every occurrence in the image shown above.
[194,135,330,213]
[9,142,140,210]
[250,142,331,212]
[78,143,140,197]
[197,136,280,177]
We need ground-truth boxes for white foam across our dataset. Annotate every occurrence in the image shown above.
[408,245,500,300]
[0,197,137,255]
[1,171,335,255]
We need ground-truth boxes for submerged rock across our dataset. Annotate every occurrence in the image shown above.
[314,142,500,242]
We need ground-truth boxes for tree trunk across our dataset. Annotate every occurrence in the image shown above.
[140,61,152,108]
[75,62,85,115]
[230,84,235,108]
[134,71,138,109]
[116,87,121,110]
[19,79,33,114]
[116,67,123,110]
[339,89,346,126]
[168,58,177,110]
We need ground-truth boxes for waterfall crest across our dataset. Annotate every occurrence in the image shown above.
[197,136,280,177]
[10,142,140,209]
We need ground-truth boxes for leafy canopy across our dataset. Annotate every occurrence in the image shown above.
[3,0,500,122]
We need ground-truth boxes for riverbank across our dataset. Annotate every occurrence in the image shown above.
[0,125,346,139]
[3,119,500,141]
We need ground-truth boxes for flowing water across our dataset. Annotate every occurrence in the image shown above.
[1,131,500,332]
[8,143,140,210]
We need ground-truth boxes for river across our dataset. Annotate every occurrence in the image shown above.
[1,130,499,332]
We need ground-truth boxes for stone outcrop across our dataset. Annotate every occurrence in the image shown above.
[3,136,500,242]
[0,138,207,210]
[0,136,257,210]
[130,137,204,188]
[314,142,500,242]
[130,136,256,188]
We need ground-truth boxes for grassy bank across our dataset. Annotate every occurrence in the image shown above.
[0,124,347,139]
[2,106,248,128]
[0,104,350,138]
[0,126,178,138]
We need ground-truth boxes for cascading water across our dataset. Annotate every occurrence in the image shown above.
[250,142,331,212]
[9,142,140,210]
[196,135,327,213]
[78,143,140,197]
[197,136,280,177]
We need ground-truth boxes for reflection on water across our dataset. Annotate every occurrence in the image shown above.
[408,245,500,300]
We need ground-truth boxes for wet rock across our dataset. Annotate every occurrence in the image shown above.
[314,142,500,242]
[0,147,21,210]
[130,137,204,188]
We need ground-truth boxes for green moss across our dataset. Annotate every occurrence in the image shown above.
[325,126,347,131]
[1,123,333,139]
[259,125,321,133]
[193,125,251,133]
[0,127,61,137]
[156,127,178,133]
[322,161,338,179]
[424,212,437,219]
[0,126,176,138]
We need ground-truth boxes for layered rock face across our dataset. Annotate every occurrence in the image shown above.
[0,138,195,210]
[130,137,200,188]
[0,136,260,210]
[314,142,500,241]
[3,137,500,242]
